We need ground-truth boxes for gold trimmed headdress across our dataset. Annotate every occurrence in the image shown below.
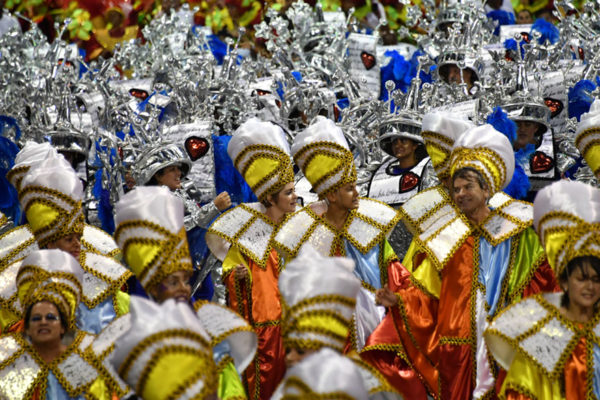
[278,348,368,400]
[6,141,58,195]
[421,112,474,179]
[291,116,357,199]
[16,249,83,329]
[114,186,192,292]
[575,99,600,179]
[449,124,515,195]
[227,117,294,202]
[278,246,360,353]
[533,180,600,277]
[109,297,218,400]
[19,152,85,248]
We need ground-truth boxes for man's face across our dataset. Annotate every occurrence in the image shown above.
[330,182,359,211]
[46,232,82,260]
[452,175,489,216]
[514,121,540,150]
[156,165,182,191]
[151,270,192,303]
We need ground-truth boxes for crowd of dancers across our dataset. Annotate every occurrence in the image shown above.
[0,0,600,399]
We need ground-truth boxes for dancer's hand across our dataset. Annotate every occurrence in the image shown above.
[375,287,399,307]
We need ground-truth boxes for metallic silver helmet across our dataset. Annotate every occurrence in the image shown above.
[133,142,192,186]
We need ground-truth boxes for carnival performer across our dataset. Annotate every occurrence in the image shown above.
[275,245,402,399]
[0,249,115,399]
[205,118,297,400]
[368,115,438,259]
[272,116,426,398]
[376,116,558,399]
[485,180,600,399]
[113,185,255,400]
[97,296,221,400]
[12,149,130,335]
[575,99,600,182]
[134,140,232,301]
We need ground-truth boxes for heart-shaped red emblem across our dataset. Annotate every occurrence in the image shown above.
[544,98,564,118]
[129,88,149,100]
[399,172,420,193]
[185,136,210,161]
[530,151,554,174]
[361,51,376,70]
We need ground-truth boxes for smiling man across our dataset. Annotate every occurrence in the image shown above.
[376,121,559,400]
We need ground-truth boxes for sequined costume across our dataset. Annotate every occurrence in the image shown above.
[4,145,130,335]
[485,180,600,399]
[384,122,559,399]
[0,250,116,400]
[273,117,427,398]
[206,118,296,400]
[114,186,252,400]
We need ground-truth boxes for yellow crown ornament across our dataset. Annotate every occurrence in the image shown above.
[108,297,218,400]
[575,99,600,179]
[227,117,295,201]
[533,180,600,277]
[16,249,83,329]
[291,116,357,199]
[421,112,474,180]
[278,245,360,353]
[19,152,85,248]
[114,186,192,292]
[449,124,515,195]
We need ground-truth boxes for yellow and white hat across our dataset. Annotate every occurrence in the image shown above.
[291,116,357,199]
[109,297,218,400]
[16,249,83,329]
[19,152,85,248]
[279,246,360,353]
[278,348,368,400]
[449,124,515,195]
[6,141,58,194]
[114,186,192,292]
[533,180,600,277]
[227,118,294,201]
[421,112,474,179]
[575,99,600,179]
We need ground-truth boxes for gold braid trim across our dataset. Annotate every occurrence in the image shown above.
[17,266,82,329]
[450,147,507,193]
[20,185,84,248]
[79,251,132,309]
[575,127,600,155]
[115,220,191,290]
[281,376,356,400]
[0,227,37,268]
[136,344,217,400]
[293,141,356,199]
[479,202,534,247]
[438,336,472,346]
[235,144,294,201]
[119,329,211,378]
[6,165,30,193]
[469,236,481,386]
[207,204,277,268]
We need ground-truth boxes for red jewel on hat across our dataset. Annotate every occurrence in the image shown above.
[544,98,564,118]
[530,151,554,174]
[185,136,210,161]
[399,172,420,193]
[129,88,149,100]
[361,51,376,70]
